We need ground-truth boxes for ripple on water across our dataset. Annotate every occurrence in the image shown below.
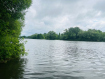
[24,39,105,79]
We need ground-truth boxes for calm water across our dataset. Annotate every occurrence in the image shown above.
[0,39,105,79]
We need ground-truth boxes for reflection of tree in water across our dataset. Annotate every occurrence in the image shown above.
[64,42,79,58]
[0,58,27,79]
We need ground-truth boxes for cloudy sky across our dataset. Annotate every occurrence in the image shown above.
[21,0,105,36]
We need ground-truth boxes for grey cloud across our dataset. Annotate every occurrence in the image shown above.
[94,0,105,12]
[34,0,80,18]
[21,0,105,36]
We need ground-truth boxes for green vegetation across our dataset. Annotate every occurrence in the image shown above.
[22,27,105,42]
[0,0,32,63]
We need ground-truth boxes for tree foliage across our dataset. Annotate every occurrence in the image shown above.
[0,0,32,62]
[47,31,58,40]
[24,27,105,42]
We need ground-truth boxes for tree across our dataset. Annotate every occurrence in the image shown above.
[102,32,105,41]
[23,27,105,42]
[47,31,58,40]
[37,34,44,39]
[73,27,81,38]
[0,0,32,62]
[62,27,81,40]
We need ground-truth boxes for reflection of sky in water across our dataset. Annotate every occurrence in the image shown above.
[1,39,105,79]
[23,39,105,79]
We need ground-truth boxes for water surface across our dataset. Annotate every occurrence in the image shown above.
[0,39,105,79]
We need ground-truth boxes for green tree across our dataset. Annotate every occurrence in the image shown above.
[0,0,32,62]
[37,34,45,39]
[47,31,58,40]
[102,32,105,41]
[62,27,81,40]
[28,34,38,39]
[23,27,105,42]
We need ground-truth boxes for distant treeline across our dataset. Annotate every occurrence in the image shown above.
[20,27,105,41]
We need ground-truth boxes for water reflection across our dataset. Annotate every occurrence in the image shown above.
[23,40,86,79]
[1,39,105,79]
[33,76,85,79]
[0,58,27,79]
[23,39,105,79]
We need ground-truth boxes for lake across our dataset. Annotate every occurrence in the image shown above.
[0,39,105,79]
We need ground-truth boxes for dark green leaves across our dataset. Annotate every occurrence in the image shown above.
[25,27,105,42]
[0,0,32,63]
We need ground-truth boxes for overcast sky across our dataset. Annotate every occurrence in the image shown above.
[21,0,105,36]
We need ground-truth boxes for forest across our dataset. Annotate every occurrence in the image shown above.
[21,27,105,42]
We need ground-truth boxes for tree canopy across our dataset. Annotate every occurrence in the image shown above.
[23,27,105,42]
[0,0,32,63]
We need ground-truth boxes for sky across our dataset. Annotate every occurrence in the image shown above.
[21,0,105,36]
